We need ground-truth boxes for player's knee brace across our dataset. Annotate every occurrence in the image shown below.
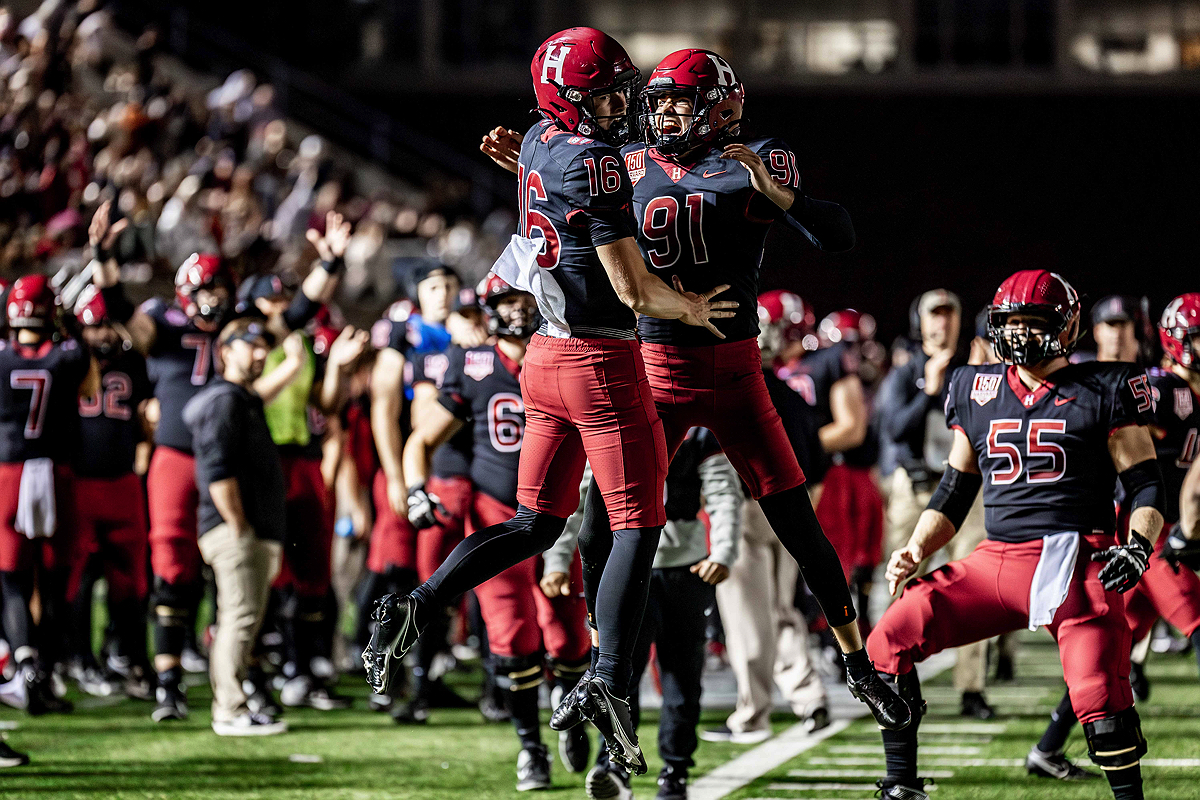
[152,578,194,628]
[493,653,545,693]
[1083,708,1147,771]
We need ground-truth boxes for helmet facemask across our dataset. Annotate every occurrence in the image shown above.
[487,292,541,341]
[558,68,641,147]
[641,84,741,158]
[988,307,1080,366]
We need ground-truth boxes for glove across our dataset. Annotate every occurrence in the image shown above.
[1091,530,1152,593]
[1161,524,1200,572]
[406,484,444,530]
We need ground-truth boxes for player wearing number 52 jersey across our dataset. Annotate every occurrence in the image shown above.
[0,275,97,716]
[404,276,589,790]
[368,27,734,776]
[868,270,1166,800]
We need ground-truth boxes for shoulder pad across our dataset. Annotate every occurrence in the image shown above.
[748,136,801,190]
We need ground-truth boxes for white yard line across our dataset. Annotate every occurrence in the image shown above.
[689,650,956,800]
[785,769,957,778]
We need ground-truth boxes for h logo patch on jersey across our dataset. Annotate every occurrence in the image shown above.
[464,351,495,381]
[1176,387,1194,420]
[971,374,1002,406]
[625,150,645,187]
[541,44,572,84]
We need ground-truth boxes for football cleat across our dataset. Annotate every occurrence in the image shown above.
[960,691,996,720]
[280,675,352,710]
[578,676,647,776]
[25,666,72,716]
[586,762,633,800]
[211,712,287,737]
[803,706,831,734]
[515,744,552,792]
[363,594,423,695]
[152,683,188,722]
[549,666,592,731]
[244,676,282,718]
[656,764,688,800]
[0,739,30,768]
[68,659,117,698]
[847,670,913,731]
[391,697,430,725]
[876,778,930,800]
[1026,747,1100,781]
[560,725,590,774]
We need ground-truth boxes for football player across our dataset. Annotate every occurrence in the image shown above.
[403,275,590,790]
[0,274,98,715]
[1025,291,1200,781]
[870,270,1164,800]
[481,48,909,737]
[88,203,344,721]
[67,286,154,699]
[364,27,733,775]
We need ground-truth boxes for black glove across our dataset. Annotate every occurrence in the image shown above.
[406,484,445,530]
[1091,530,1152,593]
[1161,524,1200,573]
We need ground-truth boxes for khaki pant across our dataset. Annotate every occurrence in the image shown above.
[197,523,282,723]
[716,499,827,733]
[885,468,989,693]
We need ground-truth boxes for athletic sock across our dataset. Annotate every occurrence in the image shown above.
[594,526,661,698]
[576,477,614,625]
[508,683,543,749]
[842,648,874,683]
[881,724,919,784]
[1037,689,1078,754]
[1103,763,1143,800]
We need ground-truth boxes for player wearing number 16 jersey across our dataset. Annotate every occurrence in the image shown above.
[868,270,1165,800]
[367,26,734,776]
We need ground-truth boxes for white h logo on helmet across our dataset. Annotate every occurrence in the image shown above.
[542,43,573,84]
[707,53,736,86]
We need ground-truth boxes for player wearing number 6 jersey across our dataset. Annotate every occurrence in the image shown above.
[366,27,735,776]
[403,276,590,790]
[868,270,1165,800]
[482,47,910,737]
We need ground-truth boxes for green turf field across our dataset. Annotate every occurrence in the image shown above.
[1,632,1196,799]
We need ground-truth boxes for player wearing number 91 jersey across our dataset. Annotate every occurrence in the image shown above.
[866,270,1166,800]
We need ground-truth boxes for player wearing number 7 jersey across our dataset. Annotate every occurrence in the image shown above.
[365,27,735,776]
[87,203,344,722]
[868,270,1165,800]
[481,47,912,739]
[0,274,98,717]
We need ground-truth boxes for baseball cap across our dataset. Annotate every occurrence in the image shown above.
[1091,295,1138,327]
[237,272,289,303]
[918,289,961,318]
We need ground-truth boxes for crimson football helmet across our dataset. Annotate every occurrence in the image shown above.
[1159,292,1200,371]
[531,27,640,147]
[175,252,233,327]
[758,290,817,362]
[987,270,1082,365]
[641,49,744,157]
[478,273,539,340]
[819,309,876,347]
[7,274,56,329]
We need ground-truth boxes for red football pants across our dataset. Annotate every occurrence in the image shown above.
[367,471,471,581]
[516,334,667,530]
[641,338,805,499]
[868,534,1133,724]
[816,463,884,579]
[0,461,76,573]
[272,457,335,598]
[1124,525,1200,640]
[146,446,202,586]
[69,472,149,603]
[468,490,589,661]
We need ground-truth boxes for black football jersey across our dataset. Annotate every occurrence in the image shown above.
[778,342,858,429]
[411,346,472,480]
[142,298,218,453]
[623,136,807,346]
[76,350,152,478]
[438,345,524,508]
[516,120,638,337]
[1140,367,1199,523]
[946,361,1152,543]
[0,337,89,463]
[763,367,827,484]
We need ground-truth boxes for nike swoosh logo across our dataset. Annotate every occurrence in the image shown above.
[702,169,727,178]
[1054,396,1076,406]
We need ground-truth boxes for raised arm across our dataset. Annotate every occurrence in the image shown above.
[89,202,156,354]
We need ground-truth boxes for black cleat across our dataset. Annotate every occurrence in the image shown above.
[578,677,646,776]
[363,594,422,695]
[803,706,831,734]
[1129,661,1151,702]
[515,744,552,791]
[0,739,30,768]
[559,721,590,773]
[25,667,72,716]
[152,683,188,722]
[585,762,633,800]
[876,778,929,799]
[960,691,996,720]
[656,764,688,800]
[549,666,592,731]
[1026,747,1100,780]
[847,670,912,731]
[390,696,430,724]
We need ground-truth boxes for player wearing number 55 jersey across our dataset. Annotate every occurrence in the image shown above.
[0,274,97,716]
[868,270,1165,800]
[368,27,734,776]
[480,47,911,741]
